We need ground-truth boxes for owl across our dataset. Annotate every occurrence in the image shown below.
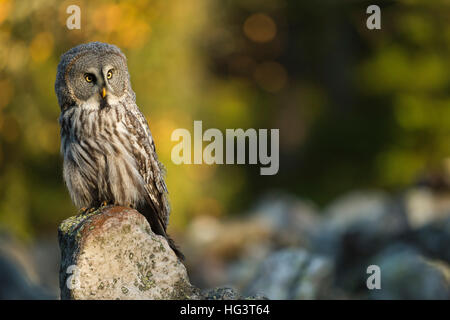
[55,42,183,260]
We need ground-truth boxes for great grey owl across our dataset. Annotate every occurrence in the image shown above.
[55,42,183,260]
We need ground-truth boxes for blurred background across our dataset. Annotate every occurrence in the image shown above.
[0,0,449,299]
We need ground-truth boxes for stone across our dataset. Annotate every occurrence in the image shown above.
[0,252,54,299]
[58,205,264,300]
[308,191,416,294]
[404,217,450,264]
[309,191,409,288]
[250,192,321,247]
[369,245,450,299]
[242,248,333,300]
[313,191,409,252]
[200,286,267,300]
[184,215,272,288]
[404,187,450,229]
[58,206,195,300]
[184,193,321,288]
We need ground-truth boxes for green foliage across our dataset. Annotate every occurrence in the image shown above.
[0,0,449,240]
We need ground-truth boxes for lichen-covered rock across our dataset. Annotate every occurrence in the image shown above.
[199,286,267,300]
[58,206,195,300]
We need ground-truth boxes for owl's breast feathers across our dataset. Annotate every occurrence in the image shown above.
[59,99,170,231]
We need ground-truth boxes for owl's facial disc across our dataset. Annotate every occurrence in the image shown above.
[67,52,127,107]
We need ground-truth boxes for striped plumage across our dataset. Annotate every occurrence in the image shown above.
[55,42,183,260]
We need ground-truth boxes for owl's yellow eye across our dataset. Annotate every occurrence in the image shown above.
[107,70,113,79]
[85,74,94,83]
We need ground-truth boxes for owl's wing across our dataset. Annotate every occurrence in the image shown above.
[123,103,170,229]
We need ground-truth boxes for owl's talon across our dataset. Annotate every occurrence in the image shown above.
[78,207,87,214]
[101,201,109,207]
[88,207,96,213]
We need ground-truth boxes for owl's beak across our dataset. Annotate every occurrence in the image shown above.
[101,87,107,99]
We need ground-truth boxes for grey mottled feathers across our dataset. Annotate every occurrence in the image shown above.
[124,105,171,227]
[55,42,182,259]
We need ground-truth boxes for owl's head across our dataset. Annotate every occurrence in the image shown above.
[55,42,135,110]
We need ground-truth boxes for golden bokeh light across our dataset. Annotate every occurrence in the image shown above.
[91,3,151,49]
[6,41,28,72]
[92,4,122,33]
[30,32,54,63]
[151,117,180,157]
[243,13,277,43]
[39,122,60,154]
[0,0,12,25]
[186,164,217,182]
[193,197,223,217]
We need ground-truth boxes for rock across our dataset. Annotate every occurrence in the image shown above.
[0,233,41,285]
[312,191,409,253]
[404,187,450,229]
[200,286,267,300]
[0,252,54,299]
[30,235,61,296]
[184,193,320,288]
[404,217,450,263]
[311,192,407,268]
[306,191,411,294]
[249,192,321,247]
[184,215,272,288]
[185,215,272,262]
[227,257,262,293]
[242,248,333,300]
[369,245,450,299]
[58,205,265,300]
[58,206,195,300]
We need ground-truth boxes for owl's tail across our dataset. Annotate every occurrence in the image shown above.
[165,233,185,261]
[138,204,185,261]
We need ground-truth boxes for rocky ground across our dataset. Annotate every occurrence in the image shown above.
[0,187,449,299]
[183,188,450,299]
